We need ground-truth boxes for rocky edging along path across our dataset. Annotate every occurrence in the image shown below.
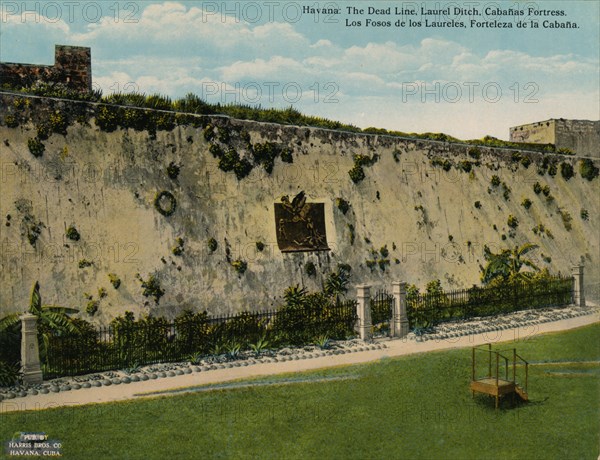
[0,304,598,412]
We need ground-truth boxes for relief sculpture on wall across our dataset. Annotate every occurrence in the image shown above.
[274,191,329,253]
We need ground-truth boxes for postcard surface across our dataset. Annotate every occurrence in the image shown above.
[0,1,598,459]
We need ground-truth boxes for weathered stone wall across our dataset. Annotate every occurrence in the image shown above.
[0,45,91,92]
[1,93,598,323]
[510,120,556,145]
[554,119,600,158]
[510,119,600,158]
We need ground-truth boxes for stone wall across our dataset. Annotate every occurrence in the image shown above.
[510,120,555,145]
[0,45,91,92]
[510,119,600,158]
[1,92,598,322]
[554,119,600,158]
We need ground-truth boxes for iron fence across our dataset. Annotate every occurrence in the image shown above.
[44,299,358,379]
[407,275,574,330]
[370,290,394,326]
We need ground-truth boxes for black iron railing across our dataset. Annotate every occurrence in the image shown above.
[43,300,358,379]
[408,275,574,329]
[370,290,394,327]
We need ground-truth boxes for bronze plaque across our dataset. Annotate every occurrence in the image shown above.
[275,192,329,252]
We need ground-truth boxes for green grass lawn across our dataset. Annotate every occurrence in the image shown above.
[1,324,599,460]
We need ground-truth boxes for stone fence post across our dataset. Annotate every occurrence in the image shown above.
[21,313,43,385]
[572,265,585,307]
[392,282,410,338]
[356,284,372,341]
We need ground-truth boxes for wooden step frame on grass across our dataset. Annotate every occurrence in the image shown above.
[470,343,529,409]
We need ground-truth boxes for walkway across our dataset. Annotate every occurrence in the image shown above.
[1,312,597,413]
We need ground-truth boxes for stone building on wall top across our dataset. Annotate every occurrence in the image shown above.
[0,44,92,92]
[510,119,599,158]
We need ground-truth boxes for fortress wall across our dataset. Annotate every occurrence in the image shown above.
[1,93,598,322]
[510,119,599,158]
[0,45,91,92]
[554,119,600,158]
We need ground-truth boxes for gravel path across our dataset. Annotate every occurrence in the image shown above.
[1,305,597,413]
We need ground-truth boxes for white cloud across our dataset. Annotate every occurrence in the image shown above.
[482,50,596,75]
[0,10,70,34]
[218,56,308,82]
[1,1,597,139]
[310,39,334,49]
[71,1,309,61]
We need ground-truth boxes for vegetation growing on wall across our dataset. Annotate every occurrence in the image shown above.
[14,201,45,248]
[581,209,589,221]
[204,125,294,180]
[86,300,99,316]
[5,84,583,157]
[166,162,180,180]
[1,88,598,325]
[66,226,80,241]
[172,238,185,256]
[108,273,121,290]
[537,157,548,176]
[468,147,481,159]
[580,159,599,181]
[532,223,554,239]
[231,259,248,275]
[49,110,68,135]
[458,160,477,173]
[136,273,165,304]
[560,162,574,181]
[4,114,18,128]
[558,209,573,231]
[542,185,551,197]
[507,215,519,229]
[336,198,350,214]
[78,259,93,269]
[365,246,391,272]
[501,182,512,201]
[251,142,285,173]
[207,238,218,253]
[27,137,45,157]
[430,157,452,171]
[414,205,429,229]
[557,147,574,155]
[348,154,379,184]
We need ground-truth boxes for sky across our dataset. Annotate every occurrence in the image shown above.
[1,0,598,139]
